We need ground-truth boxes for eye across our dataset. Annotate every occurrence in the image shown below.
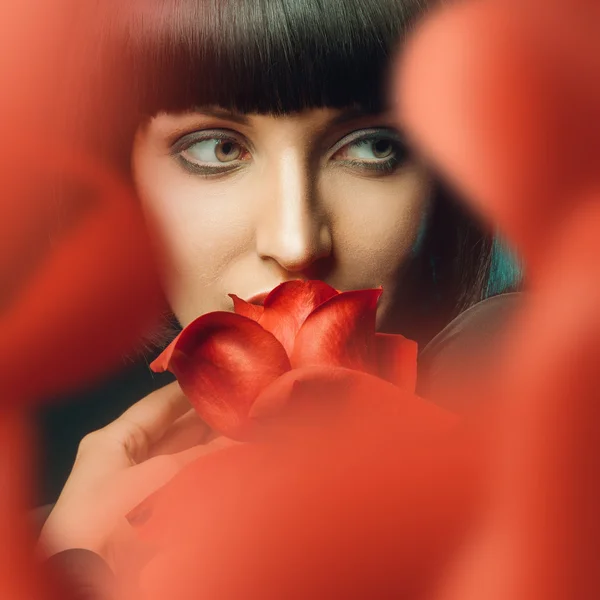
[183,139,245,164]
[339,138,395,161]
[171,130,251,175]
[331,129,407,174]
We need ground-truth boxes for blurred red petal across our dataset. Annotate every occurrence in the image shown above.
[155,312,291,439]
[123,373,468,600]
[229,294,264,321]
[248,365,455,439]
[396,0,600,272]
[397,3,600,599]
[290,289,382,371]
[258,280,339,356]
[247,365,355,425]
[375,333,418,393]
[0,410,45,600]
[0,143,164,404]
[133,436,477,600]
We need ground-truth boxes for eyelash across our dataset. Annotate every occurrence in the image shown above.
[170,129,406,177]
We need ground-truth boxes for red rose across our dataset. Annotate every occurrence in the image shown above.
[151,280,418,439]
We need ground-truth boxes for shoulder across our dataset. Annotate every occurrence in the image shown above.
[419,292,522,367]
[417,292,523,407]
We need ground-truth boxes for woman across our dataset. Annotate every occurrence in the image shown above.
[38,0,520,589]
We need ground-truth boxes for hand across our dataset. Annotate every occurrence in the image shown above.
[38,382,234,571]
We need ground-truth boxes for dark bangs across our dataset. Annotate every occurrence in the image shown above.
[100,0,429,118]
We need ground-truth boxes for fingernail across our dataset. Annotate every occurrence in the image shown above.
[126,499,154,527]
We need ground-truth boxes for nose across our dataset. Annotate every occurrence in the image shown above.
[255,153,332,273]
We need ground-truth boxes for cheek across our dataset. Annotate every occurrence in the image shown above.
[132,155,253,317]
[322,166,431,279]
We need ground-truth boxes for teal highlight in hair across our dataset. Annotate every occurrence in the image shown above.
[411,211,429,258]
[487,236,522,296]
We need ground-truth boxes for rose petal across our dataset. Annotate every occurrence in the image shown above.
[150,331,183,373]
[290,289,382,371]
[229,294,264,322]
[247,366,455,441]
[152,312,291,440]
[374,333,418,393]
[247,366,350,423]
[258,280,339,356]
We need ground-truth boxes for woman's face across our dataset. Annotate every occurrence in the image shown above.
[132,107,431,330]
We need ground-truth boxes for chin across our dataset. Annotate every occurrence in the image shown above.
[375,300,391,332]
[174,304,229,329]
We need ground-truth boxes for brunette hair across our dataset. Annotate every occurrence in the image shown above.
[57,0,518,346]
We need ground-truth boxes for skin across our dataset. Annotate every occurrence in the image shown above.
[132,107,432,331]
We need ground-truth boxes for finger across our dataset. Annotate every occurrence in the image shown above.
[80,382,190,471]
[109,437,240,521]
[147,409,211,458]
[116,381,191,442]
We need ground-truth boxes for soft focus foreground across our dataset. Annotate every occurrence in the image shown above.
[1,1,164,598]
[397,0,600,598]
[1,0,599,599]
[1,3,165,401]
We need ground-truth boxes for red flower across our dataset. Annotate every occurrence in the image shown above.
[151,280,418,440]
